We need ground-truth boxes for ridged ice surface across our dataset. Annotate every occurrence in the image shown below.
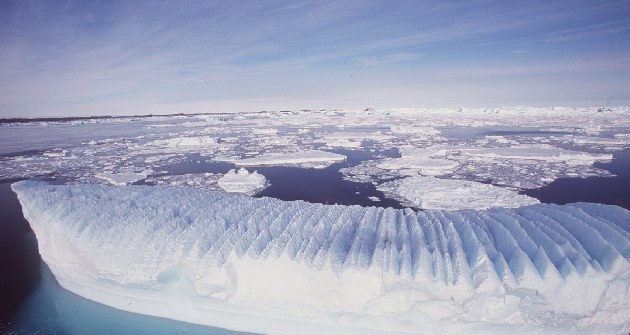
[12,181,630,335]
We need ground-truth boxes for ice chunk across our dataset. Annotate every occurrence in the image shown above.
[379,176,539,210]
[217,168,268,196]
[378,147,458,176]
[96,171,149,186]
[232,149,345,169]
[150,136,217,148]
[459,145,612,164]
[390,125,440,135]
[12,181,630,335]
[145,173,223,190]
[324,137,362,148]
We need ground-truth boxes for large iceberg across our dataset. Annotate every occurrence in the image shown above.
[12,181,630,335]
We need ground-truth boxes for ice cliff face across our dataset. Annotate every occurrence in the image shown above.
[12,181,630,335]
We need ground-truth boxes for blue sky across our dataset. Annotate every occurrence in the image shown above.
[1,0,629,117]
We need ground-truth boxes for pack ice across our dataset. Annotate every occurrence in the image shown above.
[12,181,630,335]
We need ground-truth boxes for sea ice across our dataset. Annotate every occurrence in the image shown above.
[2,107,627,192]
[377,147,459,176]
[390,125,440,136]
[341,142,614,190]
[13,181,630,335]
[231,149,346,169]
[144,173,223,190]
[379,176,540,210]
[149,136,217,148]
[457,144,612,164]
[217,168,268,196]
[96,171,149,186]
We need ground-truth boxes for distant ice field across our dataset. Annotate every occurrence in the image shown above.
[2,107,629,209]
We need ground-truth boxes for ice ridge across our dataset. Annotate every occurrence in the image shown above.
[12,181,630,335]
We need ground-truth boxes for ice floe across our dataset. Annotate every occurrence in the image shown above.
[232,149,346,169]
[217,168,268,196]
[144,173,224,190]
[96,171,149,186]
[456,144,612,164]
[377,147,459,176]
[150,136,217,148]
[378,176,540,210]
[342,143,614,190]
[1,107,628,207]
[13,181,630,335]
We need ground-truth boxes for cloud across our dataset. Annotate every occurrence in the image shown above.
[1,0,629,116]
[542,19,630,42]
[354,52,423,66]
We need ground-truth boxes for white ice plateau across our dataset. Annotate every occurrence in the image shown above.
[13,181,630,335]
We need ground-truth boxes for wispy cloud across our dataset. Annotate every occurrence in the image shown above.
[542,19,630,42]
[1,0,629,116]
[354,52,423,66]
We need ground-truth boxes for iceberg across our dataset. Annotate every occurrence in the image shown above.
[218,168,268,196]
[12,181,630,335]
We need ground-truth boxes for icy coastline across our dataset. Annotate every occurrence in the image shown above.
[12,181,630,335]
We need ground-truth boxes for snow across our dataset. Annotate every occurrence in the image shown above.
[2,107,627,193]
[150,136,217,148]
[458,145,613,164]
[232,149,346,169]
[379,176,540,210]
[342,142,614,190]
[217,168,268,196]
[324,137,363,148]
[13,181,630,335]
[378,147,459,176]
[390,125,440,135]
[145,173,223,190]
[96,171,149,186]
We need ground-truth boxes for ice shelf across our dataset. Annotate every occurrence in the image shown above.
[12,181,630,335]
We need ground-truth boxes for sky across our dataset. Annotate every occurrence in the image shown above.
[1,0,629,117]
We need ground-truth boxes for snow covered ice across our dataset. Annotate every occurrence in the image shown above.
[13,181,630,335]
[231,149,346,169]
[218,168,268,196]
[379,176,540,210]
[1,107,626,197]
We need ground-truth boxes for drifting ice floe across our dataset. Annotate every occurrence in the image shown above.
[13,181,630,335]
[457,144,613,164]
[218,168,268,196]
[377,147,459,176]
[96,171,150,186]
[144,173,223,190]
[232,149,346,169]
[149,136,217,148]
[379,176,540,210]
